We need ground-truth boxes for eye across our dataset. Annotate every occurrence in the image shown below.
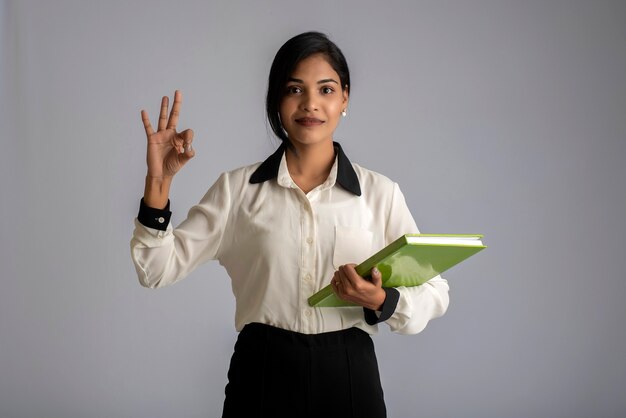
[321,86,334,94]
[286,85,302,95]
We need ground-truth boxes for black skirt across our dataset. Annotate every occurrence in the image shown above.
[222,322,387,418]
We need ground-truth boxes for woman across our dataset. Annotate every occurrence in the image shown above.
[131,31,449,417]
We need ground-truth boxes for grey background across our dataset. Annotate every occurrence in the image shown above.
[1,0,625,417]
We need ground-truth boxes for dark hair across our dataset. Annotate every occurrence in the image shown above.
[266,31,351,145]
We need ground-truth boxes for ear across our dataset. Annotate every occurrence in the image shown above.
[342,85,349,107]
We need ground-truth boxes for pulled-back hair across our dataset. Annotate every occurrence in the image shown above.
[266,31,350,145]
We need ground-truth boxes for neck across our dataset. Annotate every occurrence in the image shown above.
[285,140,336,180]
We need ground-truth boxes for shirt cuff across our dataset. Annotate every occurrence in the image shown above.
[137,198,171,231]
[363,287,400,325]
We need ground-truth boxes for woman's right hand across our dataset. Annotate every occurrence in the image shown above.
[140,90,195,208]
[141,90,195,179]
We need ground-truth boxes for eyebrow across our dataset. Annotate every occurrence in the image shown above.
[287,77,339,85]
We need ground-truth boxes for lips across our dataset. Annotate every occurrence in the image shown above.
[295,117,324,126]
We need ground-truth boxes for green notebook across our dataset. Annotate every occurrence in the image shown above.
[308,234,486,307]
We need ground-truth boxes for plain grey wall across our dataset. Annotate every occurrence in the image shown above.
[1,1,625,417]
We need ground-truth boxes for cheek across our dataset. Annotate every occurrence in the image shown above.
[328,103,343,120]
[279,100,293,121]
[330,98,344,114]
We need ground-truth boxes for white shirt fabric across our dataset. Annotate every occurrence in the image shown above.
[130,143,449,335]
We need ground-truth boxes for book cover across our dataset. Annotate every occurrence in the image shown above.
[308,234,486,307]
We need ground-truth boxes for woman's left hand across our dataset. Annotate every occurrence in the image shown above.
[331,264,386,310]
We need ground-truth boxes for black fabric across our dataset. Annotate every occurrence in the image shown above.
[222,323,386,418]
[363,288,401,325]
[249,142,286,185]
[137,198,171,231]
[249,141,361,196]
[334,142,361,196]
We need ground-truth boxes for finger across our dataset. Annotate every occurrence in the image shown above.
[167,90,182,130]
[141,110,154,137]
[180,129,195,156]
[331,274,343,296]
[172,129,192,154]
[177,148,195,166]
[336,267,348,286]
[177,141,195,168]
[158,95,169,131]
[333,272,341,286]
[370,267,382,287]
[340,264,360,287]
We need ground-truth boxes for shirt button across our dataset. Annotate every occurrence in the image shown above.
[157,217,165,224]
[306,237,313,244]
[305,273,312,281]
[304,310,312,317]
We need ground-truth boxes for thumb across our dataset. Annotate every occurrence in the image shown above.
[179,129,195,161]
[370,267,382,287]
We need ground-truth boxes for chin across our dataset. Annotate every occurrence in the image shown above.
[287,129,332,144]
[289,136,332,148]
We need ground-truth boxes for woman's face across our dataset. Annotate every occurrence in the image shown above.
[279,53,349,149]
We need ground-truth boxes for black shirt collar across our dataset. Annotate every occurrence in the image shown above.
[249,141,361,196]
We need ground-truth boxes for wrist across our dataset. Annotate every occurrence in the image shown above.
[363,288,400,325]
[368,288,386,311]
[145,174,173,182]
[144,175,173,209]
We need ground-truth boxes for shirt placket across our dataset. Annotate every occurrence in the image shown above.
[299,190,318,334]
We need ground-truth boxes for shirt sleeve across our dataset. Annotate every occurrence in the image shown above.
[380,182,450,335]
[137,198,172,230]
[363,287,400,325]
[130,172,231,288]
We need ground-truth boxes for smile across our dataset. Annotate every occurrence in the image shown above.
[295,117,324,126]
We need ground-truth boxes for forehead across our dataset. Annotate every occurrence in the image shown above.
[289,53,339,80]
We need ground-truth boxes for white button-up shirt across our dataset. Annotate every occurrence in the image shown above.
[130,142,449,335]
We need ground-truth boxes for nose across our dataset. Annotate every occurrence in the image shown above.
[300,91,318,112]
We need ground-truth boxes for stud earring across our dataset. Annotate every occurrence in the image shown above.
[341,109,347,117]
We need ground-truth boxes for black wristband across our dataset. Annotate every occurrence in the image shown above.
[363,287,400,325]
[137,198,172,231]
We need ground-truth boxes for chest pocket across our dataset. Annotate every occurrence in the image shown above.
[332,225,374,269]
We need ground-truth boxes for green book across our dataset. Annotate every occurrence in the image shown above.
[308,234,486,307]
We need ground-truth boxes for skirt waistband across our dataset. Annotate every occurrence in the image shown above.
[239,322,371,349]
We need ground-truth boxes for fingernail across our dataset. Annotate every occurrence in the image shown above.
[373,267,379,275]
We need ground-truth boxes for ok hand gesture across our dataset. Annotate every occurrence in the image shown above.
[141,90,195,179]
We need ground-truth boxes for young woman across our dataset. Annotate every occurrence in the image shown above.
[131,31,449,418]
